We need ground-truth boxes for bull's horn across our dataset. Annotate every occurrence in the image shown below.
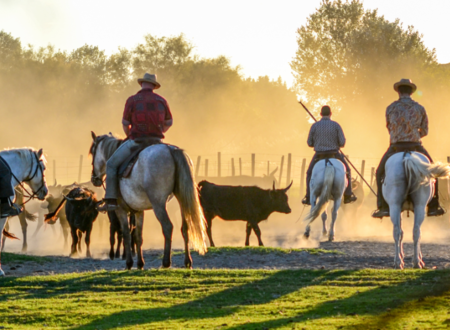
[272,181,276,190]
[283,181,293,192]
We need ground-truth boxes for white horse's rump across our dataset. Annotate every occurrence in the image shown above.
[0,148,48,277]
[303,158,347,242]
[384,152,450,269]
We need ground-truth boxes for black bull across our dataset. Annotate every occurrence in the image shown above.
[198,180,292,247]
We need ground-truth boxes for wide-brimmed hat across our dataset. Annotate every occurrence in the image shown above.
[137,73,161,89]
[394,78,417,93]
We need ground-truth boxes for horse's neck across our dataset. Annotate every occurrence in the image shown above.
[1,151,29,185]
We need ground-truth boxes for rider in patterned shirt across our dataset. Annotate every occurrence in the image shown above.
[302,105,357,205]
[372,79,444,218]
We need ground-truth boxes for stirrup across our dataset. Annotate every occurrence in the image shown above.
[1,203,22,218]
[344,194,357,204]
[427,205,445,217]
[371,208,389,219]
[96,200,118,213]
[302,197,311,206]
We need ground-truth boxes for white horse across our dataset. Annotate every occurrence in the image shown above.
[0,148,48,276]
[384,152,450,269]
[90,133,207,270]
[303,158,347,241]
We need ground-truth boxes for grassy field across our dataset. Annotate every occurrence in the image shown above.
[1,267,450,329]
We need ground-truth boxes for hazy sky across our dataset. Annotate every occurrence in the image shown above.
[1,0,449,86]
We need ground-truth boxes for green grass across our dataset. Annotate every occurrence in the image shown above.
[172,246,343,257]
[1,252,51,265]
[1,269,450,329]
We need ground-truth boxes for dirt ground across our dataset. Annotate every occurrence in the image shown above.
[3,240,450,277]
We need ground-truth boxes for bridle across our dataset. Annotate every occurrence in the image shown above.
[12,150,47,205]
[90,138,106,189]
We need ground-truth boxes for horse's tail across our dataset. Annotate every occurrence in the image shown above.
[403,153,450,192]
[169,147,208,255]
[304,165,335,224]
[2,229,19,240]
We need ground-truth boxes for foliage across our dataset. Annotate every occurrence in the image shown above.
[1,269,450,329]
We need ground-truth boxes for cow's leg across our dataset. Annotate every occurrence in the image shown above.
[85,228,92,258]
[205,214,215,247]
[321,211,328,236]
[180,207,193,269]
[61,217,70,251]
[109,224,116,260]
[19,212,28,252]
[133,212,145,270]
[251,222,264,246]
[152,203,173,268]
[70,227,78,257]
[77,230,83,254]
[116,208,133,270]
[245,222,252,246]
[0,216,7,276]
[328,199,341,242]
[413,204,426,269]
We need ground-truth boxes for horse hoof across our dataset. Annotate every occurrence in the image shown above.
[322,231,328,237]
[109,252,115,260]
[137,262,144,270]
[328,236,334,242]
[126,260,133,270]
[162,260,171,268]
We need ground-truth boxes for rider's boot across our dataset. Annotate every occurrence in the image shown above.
[97,199,118,212]
[344,193,357,204]
[427,196,445,217]
[0,201,22,218]
[301,195,311,206]
[372,195,389,219]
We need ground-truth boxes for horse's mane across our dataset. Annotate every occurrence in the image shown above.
[0,147,47,165]
[89,134,124,160]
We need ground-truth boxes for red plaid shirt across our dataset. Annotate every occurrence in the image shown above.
[122,89,172,139]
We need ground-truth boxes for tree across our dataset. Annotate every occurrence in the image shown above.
[290,0,437,110]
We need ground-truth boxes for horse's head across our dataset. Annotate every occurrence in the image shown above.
[89,131,122,187]
[26,148,48,201]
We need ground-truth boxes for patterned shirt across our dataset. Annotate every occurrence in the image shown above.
[386,95,428,144]
[122,88,172,140]
[307,117,346,152]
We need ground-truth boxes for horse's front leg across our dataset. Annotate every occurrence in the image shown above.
[116,207,134,270]
[133,212,145,270]
[413,205,426,269]
[19,213,28,252]
[328,199,341,242]
[180,208,193,269]
[321,211,328,236]
[152,204,173,268]
[390,205,404,269]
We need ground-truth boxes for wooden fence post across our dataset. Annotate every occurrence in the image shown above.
[447,156,450,163]
[205,159,209,177]
[286,153,292,187]
[195,156,201,177]
[371,167,375,187]
[278,155,285,187]
[218,152,221,177]
[267,161,270,176]
[360,160,365,184]
[53,160,56,185]
[251,153,255,177]
[231,158,235,176]
[78,155,83,183]
[300,158,306,195]
[239,158,242,176]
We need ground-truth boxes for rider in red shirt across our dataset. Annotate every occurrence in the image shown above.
[98,73,173,212]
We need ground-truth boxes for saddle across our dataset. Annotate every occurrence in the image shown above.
[118,137,162,178]
[315,152,337,161]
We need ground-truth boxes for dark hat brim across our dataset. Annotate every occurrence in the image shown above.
[137,78,161,89]
[394,81,417,93]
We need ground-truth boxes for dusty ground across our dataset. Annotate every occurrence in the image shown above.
[3,240,450,277]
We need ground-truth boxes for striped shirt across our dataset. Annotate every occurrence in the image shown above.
[307,117,346,152]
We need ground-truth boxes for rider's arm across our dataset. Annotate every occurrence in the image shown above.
[122,124,131,137]
[307,125,315,148]
[337,124,346,147]
[419,108,429,138]
[161,100,173,133]
[122,97,133,137]
[162,119,173,133]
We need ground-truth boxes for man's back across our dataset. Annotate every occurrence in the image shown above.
[307,117,346,152]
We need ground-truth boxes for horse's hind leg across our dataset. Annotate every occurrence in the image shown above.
[115,208,134,270]
[180,208,193,269]
[413,205,426,269]
[19,213,28,252]
[321,211,328,236]
[328,199,341,242]
[133,212,145,270]
[304,194,317,239]
[152,203,173,268]
[390,206,404,269]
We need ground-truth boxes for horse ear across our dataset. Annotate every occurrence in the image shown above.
[37,148,43,158]
[91,131,97,141]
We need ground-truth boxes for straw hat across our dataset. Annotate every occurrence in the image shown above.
[394,78,417,93]
[137,73,161,89]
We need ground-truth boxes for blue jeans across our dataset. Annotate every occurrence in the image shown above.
[105,139,139,199]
